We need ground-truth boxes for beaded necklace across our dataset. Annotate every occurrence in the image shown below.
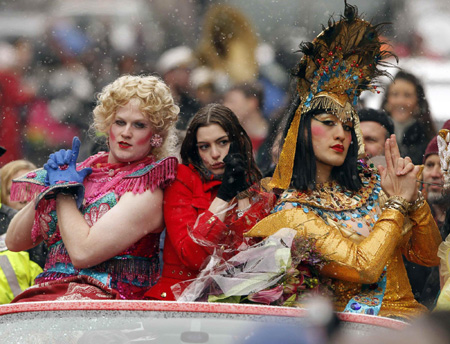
[273,170,382,237]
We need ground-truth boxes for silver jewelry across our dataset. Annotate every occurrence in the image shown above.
[236,204,251,218]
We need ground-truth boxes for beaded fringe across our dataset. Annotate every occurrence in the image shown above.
[39,253,159,287]
[10,181,44,203]
[83,156,177,204]
[118,157,177,195]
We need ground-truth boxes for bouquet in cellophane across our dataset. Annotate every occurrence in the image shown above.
[173,228,333,306]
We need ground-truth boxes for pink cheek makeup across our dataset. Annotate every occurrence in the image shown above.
[311,125,326,138]
[109,128,116,143]
[137,132,153,146]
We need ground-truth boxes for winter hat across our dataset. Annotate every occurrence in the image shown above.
[156,46,193,75]
[358,108,395,136]
[423,120,450,163]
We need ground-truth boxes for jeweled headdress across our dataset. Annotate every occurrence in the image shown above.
[270,1,396,190]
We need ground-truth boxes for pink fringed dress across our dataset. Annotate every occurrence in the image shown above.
[10,152,177,300]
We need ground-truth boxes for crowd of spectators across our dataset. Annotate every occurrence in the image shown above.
[1,0,450,322]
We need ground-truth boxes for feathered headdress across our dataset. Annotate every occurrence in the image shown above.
[270,1,396,190]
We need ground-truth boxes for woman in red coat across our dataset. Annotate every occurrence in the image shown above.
[144,103,275,300]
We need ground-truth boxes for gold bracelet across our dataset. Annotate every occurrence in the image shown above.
[383,202,407,216]
[384,196,409,216]
[409,191,425,212]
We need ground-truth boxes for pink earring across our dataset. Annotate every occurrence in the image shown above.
[150,134,163,148]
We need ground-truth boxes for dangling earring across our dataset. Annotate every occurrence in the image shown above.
[150,134,163,148]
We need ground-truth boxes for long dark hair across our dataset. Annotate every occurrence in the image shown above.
[381,70,436,141]
[181,103,262,184]
[283,96,362,192]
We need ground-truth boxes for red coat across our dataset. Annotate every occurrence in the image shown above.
[144,164,275,301]
[0,71,33,166]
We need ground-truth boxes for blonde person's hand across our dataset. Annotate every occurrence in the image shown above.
[378,134,420,203]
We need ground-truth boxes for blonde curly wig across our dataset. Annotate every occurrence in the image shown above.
[93,75,180,160]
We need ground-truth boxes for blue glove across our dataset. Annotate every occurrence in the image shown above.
[44,137,92,186]
[42,137,92,209]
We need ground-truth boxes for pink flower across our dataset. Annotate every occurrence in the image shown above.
[27,172,37,178]
[248,285,284,305]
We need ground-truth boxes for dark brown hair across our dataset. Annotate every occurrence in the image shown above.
[381,70,436,141]
[283,95,362,192]
[181,103,262,183]
[227,81,265,110]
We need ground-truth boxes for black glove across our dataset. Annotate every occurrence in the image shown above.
[216,152,249,202]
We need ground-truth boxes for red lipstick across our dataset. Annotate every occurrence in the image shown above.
[331,144,344,153]
[118,141,132,149]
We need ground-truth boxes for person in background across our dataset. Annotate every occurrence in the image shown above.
[1,160,37,211]
[0,146,42,304]
[0,233,42,304]
[358,108,395,159]
[195,5,259,91]
[189,66,219,108]
[0,42,34,166]
[156,45,200,132]
[144,103,275,301]
[0,146,17,235]
[406,120,450,309]
[255,105,288,177]
[223,82,268,153]
[422,119,450,233]
[6,75,179,301]
[1,159,47,268]
[381,71,436,165]
[194,4,286,117]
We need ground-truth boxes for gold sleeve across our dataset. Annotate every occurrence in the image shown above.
[246,207,405,284]
[435,234,450,310]
[401,201,442,266]
[318,209,404,284]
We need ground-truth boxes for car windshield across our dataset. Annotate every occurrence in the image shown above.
[0,310,306,344]
[0,306,402,344]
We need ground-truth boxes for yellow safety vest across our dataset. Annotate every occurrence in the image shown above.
[0,239,43,304]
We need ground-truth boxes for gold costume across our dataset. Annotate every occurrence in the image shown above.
[247,172,441,319]
[243,2,441,320]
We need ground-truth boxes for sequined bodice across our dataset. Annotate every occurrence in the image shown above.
[273,174,382,238]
